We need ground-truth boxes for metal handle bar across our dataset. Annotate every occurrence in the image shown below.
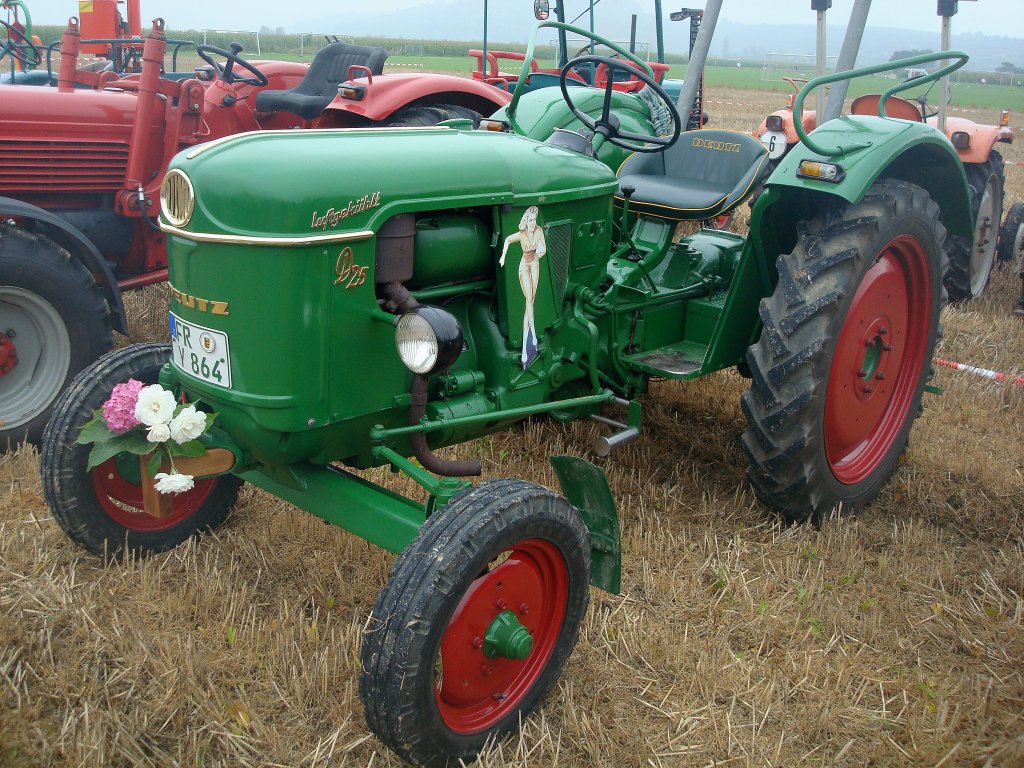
[792,50,969,157]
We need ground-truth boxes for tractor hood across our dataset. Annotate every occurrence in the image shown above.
[163,125,617,238]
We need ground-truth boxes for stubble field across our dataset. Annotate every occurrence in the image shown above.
[1,87,1022,767]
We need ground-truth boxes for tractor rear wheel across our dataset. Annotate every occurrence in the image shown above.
[944,151,1004,301]
[997,201,1024,267]
[360,479,590,767]
[41,343,241,558]
[0,226,113,449]
[741,180,946,522]
[385,103,483,128]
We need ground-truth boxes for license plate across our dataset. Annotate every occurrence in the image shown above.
[169,313,231,388]
[759,130,788,159]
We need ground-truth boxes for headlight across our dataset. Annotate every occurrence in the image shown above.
[395,306,463,376]
[161,169,195,227]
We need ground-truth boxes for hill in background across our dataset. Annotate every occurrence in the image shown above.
[295,1,1022,73]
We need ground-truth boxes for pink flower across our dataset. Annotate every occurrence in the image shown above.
[102,379,145,434]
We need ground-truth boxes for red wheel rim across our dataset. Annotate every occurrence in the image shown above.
[824,234,931,484]
[91,457,216,532]
[436,539,568,734]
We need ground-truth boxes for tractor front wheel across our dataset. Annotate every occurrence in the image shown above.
[944,152,1004,301]
[741,180,946,522]
[0,226,113,448]
[360,479,590,767]
[40,343,241,558]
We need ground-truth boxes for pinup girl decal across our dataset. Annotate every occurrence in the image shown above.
[500,206,547,369]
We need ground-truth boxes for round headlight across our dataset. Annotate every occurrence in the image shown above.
[161,168,195,227]
[395,306,463,376]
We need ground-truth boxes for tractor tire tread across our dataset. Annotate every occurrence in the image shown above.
[740,180,946,522]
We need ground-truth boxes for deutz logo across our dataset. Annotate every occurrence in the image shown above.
[169,283,229,316]
[691,137,742,153]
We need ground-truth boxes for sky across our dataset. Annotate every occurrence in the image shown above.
[12,0,1024,39]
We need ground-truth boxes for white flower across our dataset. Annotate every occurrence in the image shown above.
[169,405,207,444]
[154,472,195,494]
[147,422,171,443]
[134,384,176,427]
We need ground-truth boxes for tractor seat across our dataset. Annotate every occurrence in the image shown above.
[849,94,923,122]
[615,129,770,221]
[255,42,388,120]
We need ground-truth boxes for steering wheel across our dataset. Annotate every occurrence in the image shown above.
[0,18,40,68]
[559,54,680,152]
[195,43,267,86]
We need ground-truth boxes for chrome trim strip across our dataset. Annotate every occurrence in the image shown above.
[184,126,452,160]
[160,223,375,246]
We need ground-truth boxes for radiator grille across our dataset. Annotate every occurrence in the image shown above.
[0,140,129,192]
[545,222,572,305]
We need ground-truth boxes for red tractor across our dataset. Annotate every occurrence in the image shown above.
[0,7,510,448]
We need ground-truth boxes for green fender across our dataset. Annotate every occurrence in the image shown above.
[698,114,973,377]
[549,455,621,595]
[762,114,973,240]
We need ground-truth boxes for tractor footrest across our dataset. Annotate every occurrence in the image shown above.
[624,341,707,379]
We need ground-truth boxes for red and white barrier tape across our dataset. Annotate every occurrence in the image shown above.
[933,357,1024,386]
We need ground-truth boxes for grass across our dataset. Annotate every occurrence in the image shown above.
[1,89,1023,767]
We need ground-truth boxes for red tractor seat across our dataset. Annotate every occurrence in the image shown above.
[615,130,770,221]
[255,42,388,120]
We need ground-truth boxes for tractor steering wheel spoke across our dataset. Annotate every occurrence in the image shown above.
[195,43,268,87]
[558,54,680,154]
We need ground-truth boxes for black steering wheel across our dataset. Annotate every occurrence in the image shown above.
[195,43,268,86]
[0,19,41,68]
[559,54,680,153]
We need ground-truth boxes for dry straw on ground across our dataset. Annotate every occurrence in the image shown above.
[2,89,1022,767]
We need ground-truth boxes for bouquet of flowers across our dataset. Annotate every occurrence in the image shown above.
[78,380,216,494]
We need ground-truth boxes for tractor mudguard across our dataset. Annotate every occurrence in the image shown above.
[323,72,511,123]
[933,116,1013,165]
[763,115,973,240]
[549,455,620,594]
[0,197,127,334]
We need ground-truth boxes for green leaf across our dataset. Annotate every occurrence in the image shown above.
[203,411,218,430]
[120,430,156,456]
[168,439,207,458]
[146,451,164,478]
[76,412,116,445]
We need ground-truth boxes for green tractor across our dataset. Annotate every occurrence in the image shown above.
[41,21,973,768]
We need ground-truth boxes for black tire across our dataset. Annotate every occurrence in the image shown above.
[384,103,483,128]
[360,479,591,767]
[40,342,242,558]
[944,151,1004,302]
[741,180,947,522]
[0,226,113,448]
[997,201,1024,267]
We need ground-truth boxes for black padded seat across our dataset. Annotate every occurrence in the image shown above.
[254,42,388,120]
[615,129,770,221]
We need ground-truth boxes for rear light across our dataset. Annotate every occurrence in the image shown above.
[797,160,845,183]
[765,115,784,132]
[786,94,796,110]
[950,131,971,149]
[338,84,366,101]
[1001,110,1010,126]
[478,119,510,132]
